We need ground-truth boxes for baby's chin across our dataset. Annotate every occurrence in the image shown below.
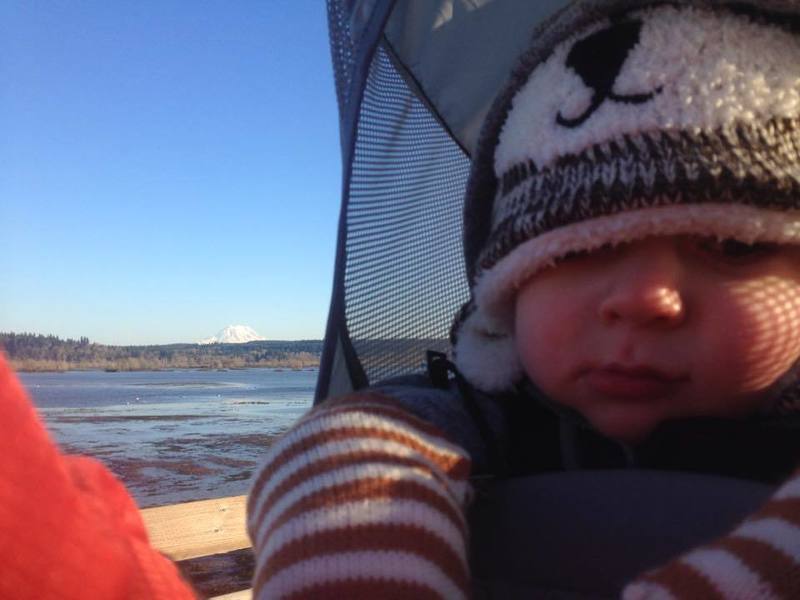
[580,408,663,446]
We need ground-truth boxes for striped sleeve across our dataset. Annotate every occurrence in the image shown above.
[623,469,800,600]
[247,392,473,600]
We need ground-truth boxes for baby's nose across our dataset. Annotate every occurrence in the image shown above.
[597,243,686,327]
[599,285,684,326]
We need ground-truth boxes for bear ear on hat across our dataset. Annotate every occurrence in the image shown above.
[451,307,523,393]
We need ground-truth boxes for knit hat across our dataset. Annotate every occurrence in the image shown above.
[452,0,800,394]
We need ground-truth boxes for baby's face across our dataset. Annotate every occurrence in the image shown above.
[515,235,800,444]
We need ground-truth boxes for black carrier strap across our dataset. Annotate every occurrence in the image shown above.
[426,351,504,476]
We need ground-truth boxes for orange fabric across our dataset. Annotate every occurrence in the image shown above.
[0,354,197,599]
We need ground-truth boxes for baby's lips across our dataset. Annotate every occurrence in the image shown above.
[584,364,689,399]
[600,363,688,381]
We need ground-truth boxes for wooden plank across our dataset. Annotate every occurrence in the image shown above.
[177,548,253,598]
[210,590,252,600]
[141,495,249,561]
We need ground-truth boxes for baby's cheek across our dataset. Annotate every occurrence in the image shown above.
[725,277,800,392]
[515,315,574,392]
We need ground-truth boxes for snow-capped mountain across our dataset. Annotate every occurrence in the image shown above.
[198,325,266,345]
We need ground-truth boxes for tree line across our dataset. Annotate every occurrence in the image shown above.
[1,332,322,372]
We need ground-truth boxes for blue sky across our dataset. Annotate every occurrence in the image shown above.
[1,2,342,345]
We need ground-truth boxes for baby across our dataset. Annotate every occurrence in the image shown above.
[514,235,800,446]
[248,2,800,598]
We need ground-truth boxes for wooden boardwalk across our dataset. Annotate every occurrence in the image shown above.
[141,495,252,599]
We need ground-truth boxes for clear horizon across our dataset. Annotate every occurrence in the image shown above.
[1,2,341,346]
[2,325,321,346]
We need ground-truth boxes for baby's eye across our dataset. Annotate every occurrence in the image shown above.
[695,238,778,262]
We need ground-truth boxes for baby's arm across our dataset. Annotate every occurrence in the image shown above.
[247,392,472,599]
[624,470,800,599]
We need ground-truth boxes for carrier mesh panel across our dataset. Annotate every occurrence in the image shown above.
[326,0,357,125]
[343,46,471,383]
[325,0,472,386]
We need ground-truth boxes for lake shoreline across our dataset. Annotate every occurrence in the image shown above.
[12,363,320,374]
[3,333,323,374]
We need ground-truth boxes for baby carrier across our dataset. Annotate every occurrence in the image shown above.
[317,1,776,596]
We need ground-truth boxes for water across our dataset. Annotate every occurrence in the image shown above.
[20,368,315,507]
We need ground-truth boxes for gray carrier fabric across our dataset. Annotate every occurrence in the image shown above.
[318,0,569,401]
[469,471,771,598]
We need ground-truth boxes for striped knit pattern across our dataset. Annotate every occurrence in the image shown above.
[484,117,800,275]
[624,469,800,599]
[247,392,472,600]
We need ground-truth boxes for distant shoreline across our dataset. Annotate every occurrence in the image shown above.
[3,333,323,373]
[14,364,320,373]
[12,360,320,374]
